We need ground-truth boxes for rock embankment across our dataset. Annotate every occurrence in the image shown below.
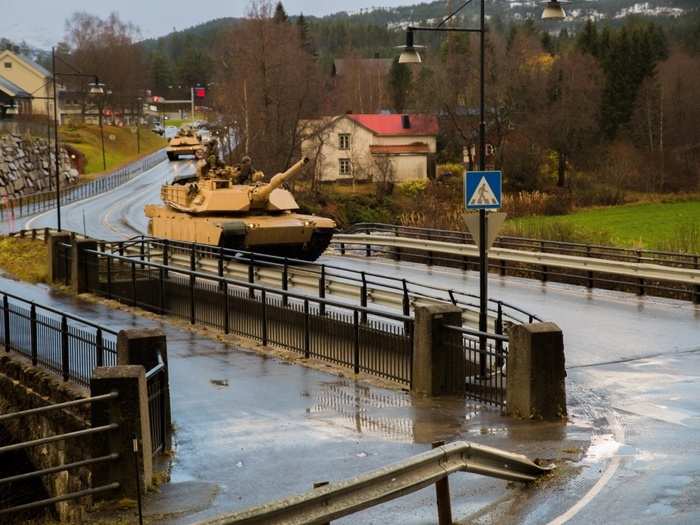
[0,134,78,200]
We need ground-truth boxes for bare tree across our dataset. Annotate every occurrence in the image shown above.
[213,1,322,175]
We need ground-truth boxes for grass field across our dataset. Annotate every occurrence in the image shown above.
[60,125,167,175]
[0,238,48,283]
[507,200,700,253]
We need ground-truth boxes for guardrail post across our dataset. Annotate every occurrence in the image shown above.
[131,260,137,307]
[71,239,98,294]
[30,303,38,365]
[340,242,346,256]
[313,482,331,525]
[586,246,594,289]
[96,327,104,367]
[223,280,230,334]
[495,303,504,369]
[106,256,113,299]
[61,315,70,381]
[162,240,170,278]
[432,440,453,525]
[91,366,153,499]
[365,228,371,257]
[319,266,326,316]
[506,322,566,420]
[249,254,255,299]
[304,299,310,359]
[261,290,268,346]
[282,258,289,307]
[218,246,225,280]
[638,278,646,297]
[353,310,360,375]
[694,284,700,305]
[3,294,9,352]
[499,259,506,277]
[412,304,463,396]
[360,273,368,324]
[47,232,72,283]
[402,280,410,317]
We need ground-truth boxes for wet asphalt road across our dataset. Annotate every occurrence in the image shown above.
[6,159,700,523]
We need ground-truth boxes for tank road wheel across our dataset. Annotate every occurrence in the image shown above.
[298,229,334,261]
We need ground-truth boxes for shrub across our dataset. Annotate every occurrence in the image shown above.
[397,180,428,197]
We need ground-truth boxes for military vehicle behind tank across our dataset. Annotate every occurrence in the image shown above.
[144,156,336,260]
[166,127,206,161]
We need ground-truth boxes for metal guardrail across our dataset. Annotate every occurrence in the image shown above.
[81,247,415,385]
[336,232,700,304]
[107,236,543,328]
[198,440,552,525]
[0,289,119,386]
[347,222,700,269]
[0,149,166,222]
[0,393,121,517]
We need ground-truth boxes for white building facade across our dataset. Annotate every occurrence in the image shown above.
[300,114,438,183]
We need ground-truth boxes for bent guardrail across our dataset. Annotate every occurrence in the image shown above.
[198,440,553,525]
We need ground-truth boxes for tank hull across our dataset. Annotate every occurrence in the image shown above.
[144,205,335,261]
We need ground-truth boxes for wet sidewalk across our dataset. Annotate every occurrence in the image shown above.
[0,274,592,524]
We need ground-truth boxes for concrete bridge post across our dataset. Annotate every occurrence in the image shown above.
[412,304,464,396]
[71,239,98,294]
[506,322,566,420]
[47,232,72,284]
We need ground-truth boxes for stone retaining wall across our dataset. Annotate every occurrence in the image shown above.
[0,352,91,522]
[0,134,77,200]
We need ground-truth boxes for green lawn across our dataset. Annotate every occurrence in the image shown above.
[60,124,167,176]
[507,200,700,253]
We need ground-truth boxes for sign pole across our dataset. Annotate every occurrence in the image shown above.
[479,208,488,377]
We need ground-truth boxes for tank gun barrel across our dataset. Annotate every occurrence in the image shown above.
[251,157,309,204]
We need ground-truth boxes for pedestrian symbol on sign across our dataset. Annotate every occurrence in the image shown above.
[465,171,502,210]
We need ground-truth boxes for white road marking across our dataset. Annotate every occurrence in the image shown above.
[25,159,167,234]
[546,412,624,525]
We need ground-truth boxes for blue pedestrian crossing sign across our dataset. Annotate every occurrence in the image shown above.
[465,171,502,210]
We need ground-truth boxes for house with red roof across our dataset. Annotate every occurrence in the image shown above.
[300,113,438,183]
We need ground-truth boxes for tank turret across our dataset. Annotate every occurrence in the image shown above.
[250,157,309,206]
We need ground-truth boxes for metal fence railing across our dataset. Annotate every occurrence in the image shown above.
[340,223,700,304]
[0,290,119,387]
[81,248,414,386]
[346,222,700,269]
[146,362,167,455]
[0,149,165,222]
[0,393,120,519]
[442,324,509,407]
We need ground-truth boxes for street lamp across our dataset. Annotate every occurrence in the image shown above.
[89,82,109,171]
[541,1,569,20]
[136,96,143,154]
[397,0,564,375]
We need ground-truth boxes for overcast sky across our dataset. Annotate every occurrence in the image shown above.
[0,0,414,47]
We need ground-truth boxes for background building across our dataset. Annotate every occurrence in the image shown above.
[301,113,438,183]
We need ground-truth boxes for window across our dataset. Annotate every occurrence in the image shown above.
[3,62,11,69]
[339,133,350,150]
[339,158,351,176]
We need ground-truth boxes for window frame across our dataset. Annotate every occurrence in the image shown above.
[338,133,351,151]
[339,158,351,176]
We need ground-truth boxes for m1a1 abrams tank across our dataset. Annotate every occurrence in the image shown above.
[166,127,206,161]
[144,156,336,260]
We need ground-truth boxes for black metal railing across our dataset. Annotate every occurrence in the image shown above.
[342,223,700,303]
[442,324,509,408]
[98,235,543,326]
[346,222,700,268]
[146,362,167,455]
[0,150,165,221]
[82,248,415,386]
[0,290,118,387]
[0,393,120,518]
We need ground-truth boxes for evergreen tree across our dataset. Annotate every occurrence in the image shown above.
[150,50,173,95]
[387,59,412,113]
[297,13,314,54]
[273,2,288,24]
[577,20,598,57]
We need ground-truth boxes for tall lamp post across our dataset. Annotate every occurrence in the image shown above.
[397,0,566,371]
[136,96,143,154]
[42,47,104,230]
[89,81,108,171]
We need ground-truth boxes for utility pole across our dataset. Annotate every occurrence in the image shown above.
[51,47,61,231]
